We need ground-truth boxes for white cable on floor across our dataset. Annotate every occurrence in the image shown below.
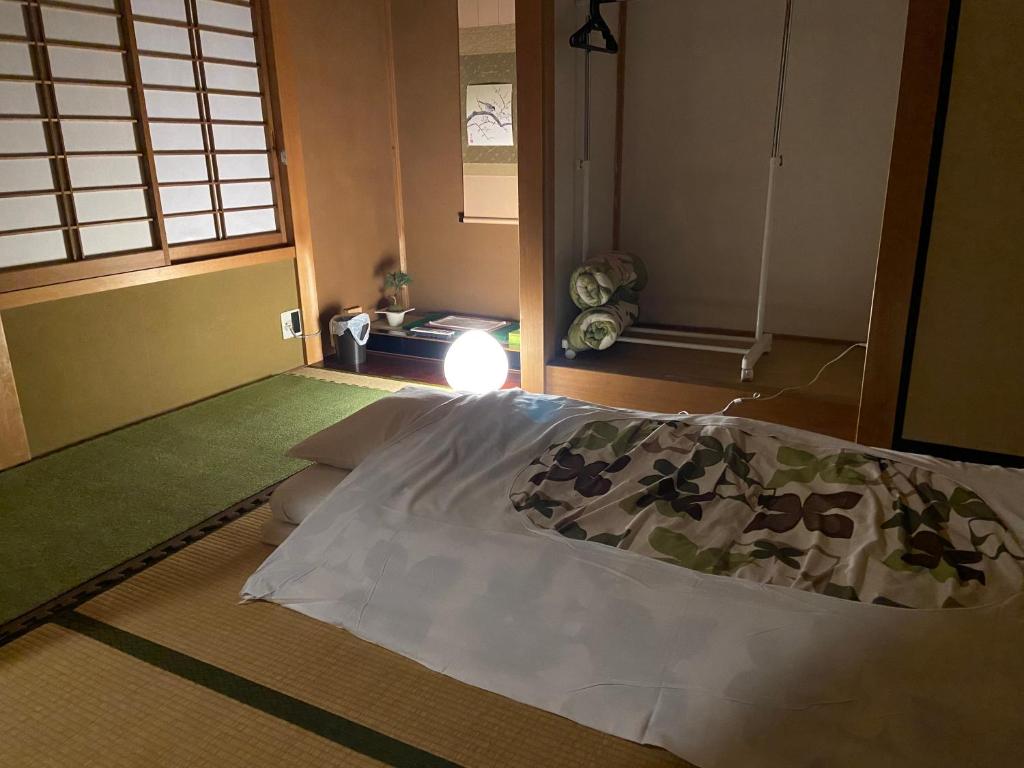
[715,342,867,416]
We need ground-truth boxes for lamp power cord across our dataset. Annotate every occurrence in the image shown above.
[711,342,867,416]
[285,320,321,339]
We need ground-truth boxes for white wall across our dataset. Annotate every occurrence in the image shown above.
[554,0,622,346]
[553,0,581,346]
[769,0,908,340]
[596,0,906,341]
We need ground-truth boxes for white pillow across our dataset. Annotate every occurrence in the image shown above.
[287,386,455,469]
[261,517,297,547]
[270,463,351,525]
[263,464,351,546]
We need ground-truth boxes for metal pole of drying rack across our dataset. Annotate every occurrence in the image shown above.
[613,0,794,381]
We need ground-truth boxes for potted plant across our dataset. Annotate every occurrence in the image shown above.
[379,270,414,327]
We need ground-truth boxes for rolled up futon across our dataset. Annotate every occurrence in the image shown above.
[569,251,647,309]
[565,295,639,353]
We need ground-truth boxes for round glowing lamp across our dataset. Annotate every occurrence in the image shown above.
[444,330,509,393]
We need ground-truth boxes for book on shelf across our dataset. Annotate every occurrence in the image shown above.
[409,326,457,340]
[426,315,508,333]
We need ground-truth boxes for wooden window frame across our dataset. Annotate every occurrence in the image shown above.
[0,0,288,294]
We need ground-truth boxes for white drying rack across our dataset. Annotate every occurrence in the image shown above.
[616,325,773,382]
[573,0,793,382]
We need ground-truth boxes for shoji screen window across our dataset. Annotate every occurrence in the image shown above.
[0,0,162,281]
[133,0,282,258]
[0,0,282,291]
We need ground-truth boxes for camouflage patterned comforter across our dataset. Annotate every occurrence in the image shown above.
[511,418,1024,608]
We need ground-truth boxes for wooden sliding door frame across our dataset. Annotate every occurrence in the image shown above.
[856,0,954,448]
[0,314,31,469]
[516,0,555,392]
[0,0,290,295]
[0,0,167,293]
[261,0,320,364]
[885,2,1021,468]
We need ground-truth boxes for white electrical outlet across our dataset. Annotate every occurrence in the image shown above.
[281,309,301,339]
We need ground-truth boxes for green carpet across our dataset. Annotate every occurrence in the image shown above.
[0,374,388,626]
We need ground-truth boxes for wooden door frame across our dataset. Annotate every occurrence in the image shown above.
[883,1,1021,468]
[516,0,556,392]
[856,0,954,447]
[263,0,322,365]
[0,315,31,469]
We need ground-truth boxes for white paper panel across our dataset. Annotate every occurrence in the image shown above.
[207,93,262,121]
[196,0,252,33]
[0,120,48,153]
[145,89,201,119]
[74,188,148,223]
[49,47,126,82]
[224,206,274,236]
[55,85,131,117]
[0,3,25,36]
[159,183,211,214]
[150,122,204,151]
[155,153,208,182]
[0,82,39,115]
[164,212,215,243]
[0,194,61,231]
[203,61,259,92]
[42,8,121,45]
[462,172,519,220]
[68,155,142,187]
[0,42,33,76]
[80,219,152,255]
[134,21,191,54]
[61,120,137,151]
[211,123,264,150]
[215,152,268,180]
[0,159,54,193]
[0,230,67,268]
[200,30,255,63]
[220,180,271,209]
[132,0,187,22]
[139,55,195,87]
[72,0,117,7]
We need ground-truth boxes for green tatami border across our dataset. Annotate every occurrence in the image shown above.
[56,610,461,768]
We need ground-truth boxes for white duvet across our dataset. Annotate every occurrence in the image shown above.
[242,390,1023,767]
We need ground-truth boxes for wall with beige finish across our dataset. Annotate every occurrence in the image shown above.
[900,0,1024,458]
[390,0,520,320]
[279,0,402,336]
[1,259,303,457]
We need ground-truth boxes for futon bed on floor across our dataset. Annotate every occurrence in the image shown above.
[243,388,1023,768]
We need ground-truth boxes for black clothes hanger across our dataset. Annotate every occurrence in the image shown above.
[569,0,619,54]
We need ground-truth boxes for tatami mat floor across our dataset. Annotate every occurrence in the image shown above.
[1,623,383,768]
[289,365,445,392]
[289,366,407,390]
[1,506,690,768]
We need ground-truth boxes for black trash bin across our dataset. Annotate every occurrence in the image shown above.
[329,313,370,372]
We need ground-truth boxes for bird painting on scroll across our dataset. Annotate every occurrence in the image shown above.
[466,83,514,146]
